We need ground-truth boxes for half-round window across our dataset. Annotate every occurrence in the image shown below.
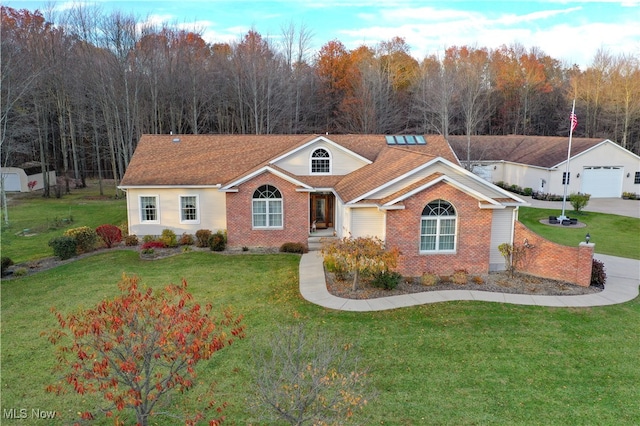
[311,148,331,174]
[420,200,456,252]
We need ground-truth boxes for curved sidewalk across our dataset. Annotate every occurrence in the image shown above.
[299,252,640,311]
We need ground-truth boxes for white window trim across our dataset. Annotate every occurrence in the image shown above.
[252,198,284,229]
[139,195,160,224]
[419,201,457,254]
[309,147,332,175]
[419,216,457,254]
[179,194,200,225]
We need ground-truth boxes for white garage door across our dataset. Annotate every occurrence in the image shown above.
[1,173,21,192]
[581,166,623,198]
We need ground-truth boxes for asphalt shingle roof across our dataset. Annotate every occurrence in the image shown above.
[446,135,606,168]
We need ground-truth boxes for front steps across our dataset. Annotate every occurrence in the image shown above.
[307,228,337,251]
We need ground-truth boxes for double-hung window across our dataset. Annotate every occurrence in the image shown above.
[252,185,283,228]
[180,195,199,223]
[420,200,456,252]
[140,196,158,222]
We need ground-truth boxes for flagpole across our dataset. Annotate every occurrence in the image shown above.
[559,99,576,221]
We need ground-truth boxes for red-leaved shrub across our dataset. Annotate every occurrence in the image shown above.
[95,224,123,248]
[141,241,167,250]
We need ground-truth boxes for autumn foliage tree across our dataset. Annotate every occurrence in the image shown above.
[45,274,245,425]
[322,236,399,291]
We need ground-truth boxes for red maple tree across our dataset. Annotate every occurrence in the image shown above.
[45,274,245,425]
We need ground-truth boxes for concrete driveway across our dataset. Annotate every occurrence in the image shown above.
[521,196,640,219]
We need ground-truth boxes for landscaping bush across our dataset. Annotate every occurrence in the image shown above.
[1,257,14,276]
[371,270,403,290]
[63,226,98,253]
[452,269,469,285]
[95,224,123,248]
[195,229,212,248]
[420,271,439,286]
[142,235,156,244]
[324,254,348,281]
[279,242,308,254]
[159,229,178,248]
[209,230,227,252]
[591,259,607,288]
[140,241,167,250]
[124,234,139,246]
[523,187,533,196]
[570,192,591,213]
[179,233,195,246]
[48,236,77,260]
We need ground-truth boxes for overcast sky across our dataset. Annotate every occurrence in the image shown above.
[8,0,640,68]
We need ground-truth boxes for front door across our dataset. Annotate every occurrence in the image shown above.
[310,194,334,229]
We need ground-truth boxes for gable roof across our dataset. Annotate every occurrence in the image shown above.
[120,134,459,187]
[446,135,612,168]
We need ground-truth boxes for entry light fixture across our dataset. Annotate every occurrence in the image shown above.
[576,173,580,178]
[585,233,591,243]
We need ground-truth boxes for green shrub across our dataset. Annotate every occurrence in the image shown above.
[159,229,178,248]
[452,269,468,285]
[142,235,156,244]
[591,259,606,288]
[371,270,403,290]
[209,230,227,252]
[324,254,348,281]
[279,242,308,254]
[570,192,591,213]
[13,267,27,277]
[523,187,533,196]
[179,233,195,246]
[124,234,139,246]
[420,271,439,286]
[195,229,212,248]
[48,236,77,260]
[1,257,14,276]
[63,226,98,253]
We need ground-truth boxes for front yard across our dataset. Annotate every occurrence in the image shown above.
[2,251,639,425]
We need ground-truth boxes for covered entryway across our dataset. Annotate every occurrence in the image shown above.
[310,193,334,229]
[581,166,623,198]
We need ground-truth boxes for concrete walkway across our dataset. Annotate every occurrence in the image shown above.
[299,252,640,311]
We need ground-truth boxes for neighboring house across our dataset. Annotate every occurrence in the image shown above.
[1,165,56,193]
[120,134,531,276]
[447,136,640,198]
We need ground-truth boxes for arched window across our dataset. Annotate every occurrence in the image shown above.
[420,200,456,252]
[252,185,283,228]
[310,148,331,174]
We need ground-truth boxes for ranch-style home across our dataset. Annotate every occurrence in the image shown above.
[120,134,533,277]
[447,136,640,198]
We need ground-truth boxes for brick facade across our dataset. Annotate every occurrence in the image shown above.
[513,221,594,287]
[226,172,309,249]
[386,182,493,277]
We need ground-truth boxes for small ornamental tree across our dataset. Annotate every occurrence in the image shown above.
[498,242,527,278]
[44,274,245,426]
[321,236,399,291]
[95,224,123,248]
[570,192,591,214]
[253,324,371,425]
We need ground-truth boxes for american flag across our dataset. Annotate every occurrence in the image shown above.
[570,112,578,132]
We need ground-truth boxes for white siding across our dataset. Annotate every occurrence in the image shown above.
[350,207,385,239]
[489,208,514,272]
[272,143,369,176]
[127,188,226,237]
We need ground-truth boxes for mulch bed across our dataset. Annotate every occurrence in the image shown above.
[325,267,603,300]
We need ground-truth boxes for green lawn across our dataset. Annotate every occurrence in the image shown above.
[518,207,640,260]
[2,251,639,425]
[1,184,127,263]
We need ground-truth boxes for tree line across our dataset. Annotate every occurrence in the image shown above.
[2,5,639,196]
